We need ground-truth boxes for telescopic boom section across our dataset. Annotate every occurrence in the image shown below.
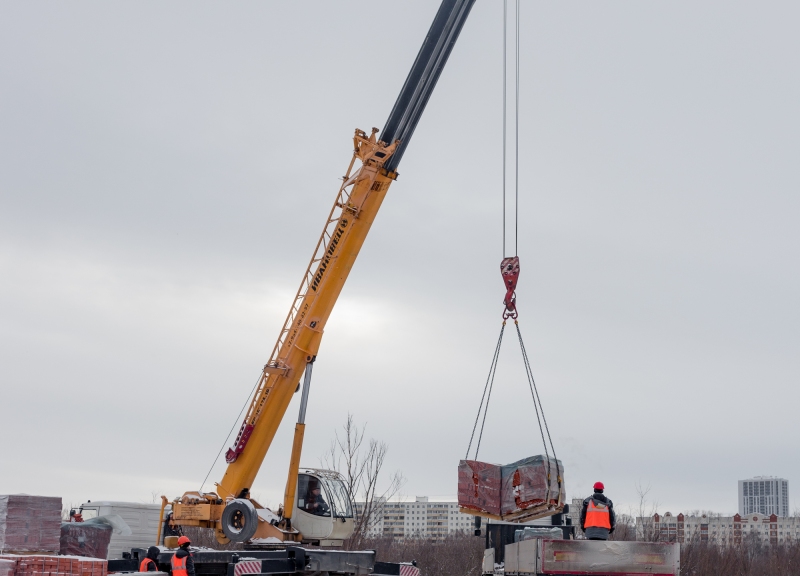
[382,0,477,172]
[216,0,477,502]
[217,129,398,498]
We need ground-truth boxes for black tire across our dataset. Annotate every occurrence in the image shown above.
[221,499,258,542]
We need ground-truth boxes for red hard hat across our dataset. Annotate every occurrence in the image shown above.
[177,536,191,546]
[593,482,605,491]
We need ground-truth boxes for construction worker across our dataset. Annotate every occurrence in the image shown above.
[580,482,616,540]
[163,512,182,542]
[139,546,160,572]
[171,536,195,576]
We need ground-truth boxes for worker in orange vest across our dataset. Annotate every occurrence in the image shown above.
[171,536,195,576]
[580,482,616,540]
[139,547,160,572]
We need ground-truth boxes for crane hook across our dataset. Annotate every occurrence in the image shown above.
[501,256,520,319]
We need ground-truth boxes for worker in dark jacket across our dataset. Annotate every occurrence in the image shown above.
[304,480,330,516]
[580,482,616,540]
[171,536,195,576]
[139,546,160,572]
[163,512,182,542]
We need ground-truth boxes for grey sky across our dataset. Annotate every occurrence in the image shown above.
[1,1,798,518]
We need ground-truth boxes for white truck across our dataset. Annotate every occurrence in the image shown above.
[484,538,680,576]
[78,501,163,559]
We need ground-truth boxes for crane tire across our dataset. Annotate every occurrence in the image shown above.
[221,499,258,542]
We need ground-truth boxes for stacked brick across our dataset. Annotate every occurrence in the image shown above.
[0,555,107,576]
[0,496,62,554]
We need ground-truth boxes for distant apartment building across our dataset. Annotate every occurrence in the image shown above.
[568,498,583,530]
[739,477,789,517]
[637,511,800,546]
[355,496,477,540]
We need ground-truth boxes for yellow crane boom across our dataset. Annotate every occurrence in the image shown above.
[167,0,477,545]
[220,129,398,500]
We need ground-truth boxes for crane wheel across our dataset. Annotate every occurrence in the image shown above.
[221,499,258,542]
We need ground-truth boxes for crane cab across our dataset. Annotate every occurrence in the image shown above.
[292,469,354,546]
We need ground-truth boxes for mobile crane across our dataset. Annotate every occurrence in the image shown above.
[73,0,682,572]
[163,0,478,550]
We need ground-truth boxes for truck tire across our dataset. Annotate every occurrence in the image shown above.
[221,499,258,542]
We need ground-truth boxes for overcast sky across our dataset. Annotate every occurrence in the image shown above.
[1,0,799,519]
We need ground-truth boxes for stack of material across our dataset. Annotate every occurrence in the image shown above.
[514,526,563,541]
[0,495,62,554]
[458,455,565,522]
[0,555,107,576]
[59,523,113,559]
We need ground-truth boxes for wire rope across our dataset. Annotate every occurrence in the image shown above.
[199,371,264,492]
[465,322,506,460]
[502,0,507,258]
[515,321,562,503]
[472,2,562,511]
[502,0,521,258]
[515,0,520,256]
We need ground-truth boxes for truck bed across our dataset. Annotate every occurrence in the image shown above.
[488,539,680,576]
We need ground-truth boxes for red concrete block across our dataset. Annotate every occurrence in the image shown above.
[458,460,502,516]
[458,455,565,522]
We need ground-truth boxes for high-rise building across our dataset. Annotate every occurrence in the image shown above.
[738,477,789,517]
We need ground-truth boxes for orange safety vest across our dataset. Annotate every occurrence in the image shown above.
[171,554,188,576]
[585,499,612,529]
[139,558,156,572]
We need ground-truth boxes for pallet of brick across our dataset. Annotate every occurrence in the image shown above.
[60,523,112,559]
[74,557,107,576]
[0,495,62,554]
[10,555,106,576]
[82,558,107,576]
[458,455,565,522]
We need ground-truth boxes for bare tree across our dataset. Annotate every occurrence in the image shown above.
[365,535,484,576]
[632,482,660,542]
[322,414,405,550]
[609,512,637,541]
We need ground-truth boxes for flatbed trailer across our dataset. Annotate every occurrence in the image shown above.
[109,547,389,576]
[484,539,680,576]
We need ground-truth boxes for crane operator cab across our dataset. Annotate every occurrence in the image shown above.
[293,469,354,545]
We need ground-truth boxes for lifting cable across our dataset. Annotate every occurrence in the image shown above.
[515,320,560,503]
[503,0,521,259]
[464,321,558,466]
[465,322,506,460]
[465,0,562,508]
[199,371,264,492]
[464,319,562,506]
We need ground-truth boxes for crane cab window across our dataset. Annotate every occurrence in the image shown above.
[324,476,354,519]
[298,474,331,517]
[79,508,98,520]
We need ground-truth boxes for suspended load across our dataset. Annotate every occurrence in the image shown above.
[458,259,565,522]
[458,455,564,522]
